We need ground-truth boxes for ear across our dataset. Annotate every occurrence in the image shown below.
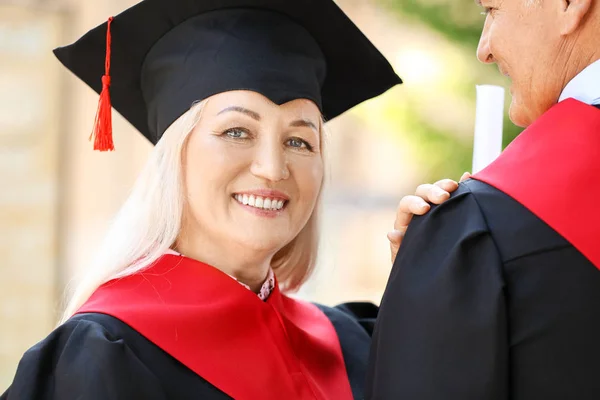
[559,0,593,35]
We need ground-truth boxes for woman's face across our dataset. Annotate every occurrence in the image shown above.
[182,90,324,254]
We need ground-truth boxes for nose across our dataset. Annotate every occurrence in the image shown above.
[476,21,494,64]
[250,137,290,182]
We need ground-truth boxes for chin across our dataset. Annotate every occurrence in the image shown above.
[238,234,291,253]
[508,96,534,128]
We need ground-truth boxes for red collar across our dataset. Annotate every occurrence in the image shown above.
[77,254,353,400]
[474,98,600,269]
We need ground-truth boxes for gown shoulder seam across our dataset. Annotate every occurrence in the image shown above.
[462,180,505,268]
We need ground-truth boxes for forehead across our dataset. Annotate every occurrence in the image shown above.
[204,90,321,118]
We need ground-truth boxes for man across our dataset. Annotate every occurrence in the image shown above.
[367,0,600,399]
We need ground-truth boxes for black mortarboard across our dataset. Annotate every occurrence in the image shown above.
[53,0,402,150]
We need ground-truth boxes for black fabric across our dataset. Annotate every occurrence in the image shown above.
[1,302,377,400]
[142,9,326,141]
[366,179,600,400]
[53,0,401,143]
[330,301,378,336]
[316,303,377,399]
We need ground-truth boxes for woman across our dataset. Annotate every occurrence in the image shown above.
[0,1,460,399]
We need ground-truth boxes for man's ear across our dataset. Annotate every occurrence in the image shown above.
[558,0,593,35]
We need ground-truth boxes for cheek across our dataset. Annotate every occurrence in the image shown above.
[292,158,324,208]
[488,15,522,62]
[184,135,249,207]
[193,134,244,167]
[494,18,542,70]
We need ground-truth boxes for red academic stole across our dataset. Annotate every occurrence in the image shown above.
[473,98,600,269]
[76,254,353,400]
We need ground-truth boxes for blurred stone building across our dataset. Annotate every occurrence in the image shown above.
[0,0,421,388]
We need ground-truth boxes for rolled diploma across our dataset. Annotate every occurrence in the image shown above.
[472,85,505,173]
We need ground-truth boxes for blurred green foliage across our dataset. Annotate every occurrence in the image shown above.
[377,0,523,181]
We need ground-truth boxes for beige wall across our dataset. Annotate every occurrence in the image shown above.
[0,0,152,388]
[0,4,63,388]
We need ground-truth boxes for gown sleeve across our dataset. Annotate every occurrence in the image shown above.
[333,302,378,336]
[315,301,377,400]
[366,186,509,400]
[1,318,167,400]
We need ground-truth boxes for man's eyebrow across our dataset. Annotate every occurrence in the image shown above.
[217,106,261,121]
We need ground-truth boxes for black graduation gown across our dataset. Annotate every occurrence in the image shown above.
[366,100,600,399]
[1,305,375,400]
[1,256,377,400]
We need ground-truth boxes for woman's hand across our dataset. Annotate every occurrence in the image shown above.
[388,172,471,263]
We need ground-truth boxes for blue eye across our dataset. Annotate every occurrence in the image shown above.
[287,137,312,150]
[224,128,249,139]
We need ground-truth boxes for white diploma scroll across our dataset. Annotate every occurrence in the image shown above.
[472,85,505,173]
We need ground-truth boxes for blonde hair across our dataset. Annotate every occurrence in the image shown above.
[60,101,326,323]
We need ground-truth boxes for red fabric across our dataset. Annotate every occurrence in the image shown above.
[77,254,353,400]
[164,249,275,300]
[90,16,114,152]
[474,98,600,269]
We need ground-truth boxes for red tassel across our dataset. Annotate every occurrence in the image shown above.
[90,16,115,151]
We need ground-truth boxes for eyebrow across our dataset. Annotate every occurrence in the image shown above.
[217,106,261,121]
[218,106,319,132]
[290,119,319,132]
[475,0,482,5]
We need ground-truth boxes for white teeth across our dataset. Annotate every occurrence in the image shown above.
[234,194,286,210]
[255,197,264,208]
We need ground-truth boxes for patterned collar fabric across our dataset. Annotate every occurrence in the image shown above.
[165,249,275,301]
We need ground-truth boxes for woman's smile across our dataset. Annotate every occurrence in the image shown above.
[232,194,288,217]
[232,188,289,217]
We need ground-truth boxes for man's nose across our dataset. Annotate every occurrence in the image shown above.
[476,22,494,64]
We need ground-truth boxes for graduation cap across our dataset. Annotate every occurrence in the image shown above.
[53,0,402,151]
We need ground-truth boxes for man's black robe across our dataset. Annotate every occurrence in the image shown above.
[367,100,600,399]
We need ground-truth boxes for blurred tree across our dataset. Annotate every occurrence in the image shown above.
[382,0,485,48]
[377,0,523,181]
